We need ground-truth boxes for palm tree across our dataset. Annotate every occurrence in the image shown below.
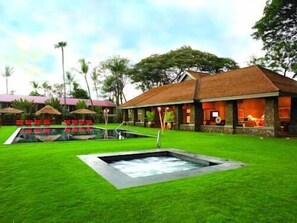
[41,81,51,96]
[2,65,14,94]
[78,59,94,110]
[101,56,129,105]
[91,67,100,99]
[54,41,67,114]
[30,81,41,96]
[45,97,62,112]
[65,71,75,96]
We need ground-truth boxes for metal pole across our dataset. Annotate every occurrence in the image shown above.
[157,130,161,149]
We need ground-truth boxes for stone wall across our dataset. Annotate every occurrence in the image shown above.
[289,97,297,134]
[179,124,195,131]
[201,125,276,137]
[201,125,234,134]
[135,121,145,127]
[235,127,275,137]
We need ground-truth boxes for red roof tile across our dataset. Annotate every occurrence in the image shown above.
[0,94,116,107]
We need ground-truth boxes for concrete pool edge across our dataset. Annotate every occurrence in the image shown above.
[4,128,21,144]
[77,149,246,189]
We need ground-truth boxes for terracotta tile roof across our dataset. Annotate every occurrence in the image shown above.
[0,94,116,107]
[258,66,297,94]
[197,66,279,100]
[120,80,196,108]
[120,65,297,108]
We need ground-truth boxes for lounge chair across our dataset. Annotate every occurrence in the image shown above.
[64,120,71,125]
[25,120,33,126]
[34,120,41,126]
[43,119,50,126]
[79,119,85,125]
[85,120,93,125]
[71,120,78,125]
[16,120,23,126]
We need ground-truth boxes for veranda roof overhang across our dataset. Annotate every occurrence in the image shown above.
[120,100,194,109]
[199,92,280,102]
[200,91,297,102]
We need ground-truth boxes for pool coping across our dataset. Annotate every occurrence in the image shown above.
[77,149,245,189]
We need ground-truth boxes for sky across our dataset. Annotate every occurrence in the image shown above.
[0,0,267,100]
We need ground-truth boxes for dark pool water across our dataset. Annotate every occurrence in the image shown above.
[10,127,150,144]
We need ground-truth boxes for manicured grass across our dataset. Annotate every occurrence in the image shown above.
[0,125,296,222]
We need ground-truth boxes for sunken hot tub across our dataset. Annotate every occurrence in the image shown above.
[78,149,244,189]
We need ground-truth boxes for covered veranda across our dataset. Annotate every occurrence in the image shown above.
[120,66,297,137]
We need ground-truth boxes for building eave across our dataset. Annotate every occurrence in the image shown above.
[199,92,280,102]
[119,100,194,109]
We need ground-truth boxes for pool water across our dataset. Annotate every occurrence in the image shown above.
[7,127,150,144]
[110,156,204,178]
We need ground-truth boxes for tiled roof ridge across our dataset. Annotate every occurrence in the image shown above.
[185,70,211,75]
[254,65,280,92]
[200,65,256,79]
[256,65,296,82]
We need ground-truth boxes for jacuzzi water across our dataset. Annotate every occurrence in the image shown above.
[109,156,203,178]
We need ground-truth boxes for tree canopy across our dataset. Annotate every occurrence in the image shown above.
[252,0,297,77]
[101,56,130,105]
[128,46,239,92]
[71,82,89,99]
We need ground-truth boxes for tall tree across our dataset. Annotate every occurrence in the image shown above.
[65,71,75,96]
[252,0,297,77]
[129,46,239,91]
[29,81,41,96]
[101,56,130,105]
[78,59,94,109]
[90,67,101,99]
[54,41,67,113]
[52,83,64,98]
[2,65,14,94]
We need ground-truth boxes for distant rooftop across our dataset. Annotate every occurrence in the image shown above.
[0,94,116,107]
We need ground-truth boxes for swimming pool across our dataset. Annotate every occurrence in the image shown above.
[5,127,152,144]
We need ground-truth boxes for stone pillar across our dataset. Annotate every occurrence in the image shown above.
[193,102,203,131]
[132,108,138,126]
[175,104,183,130]
[225,101,238,127]
[289,97,297,134]
[265,97,279,136]
[122,109,129,122]
[143,108,148,127]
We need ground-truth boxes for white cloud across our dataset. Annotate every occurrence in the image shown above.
[0,0,268,100]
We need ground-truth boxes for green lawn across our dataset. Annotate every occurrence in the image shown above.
[0,125,296,223]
